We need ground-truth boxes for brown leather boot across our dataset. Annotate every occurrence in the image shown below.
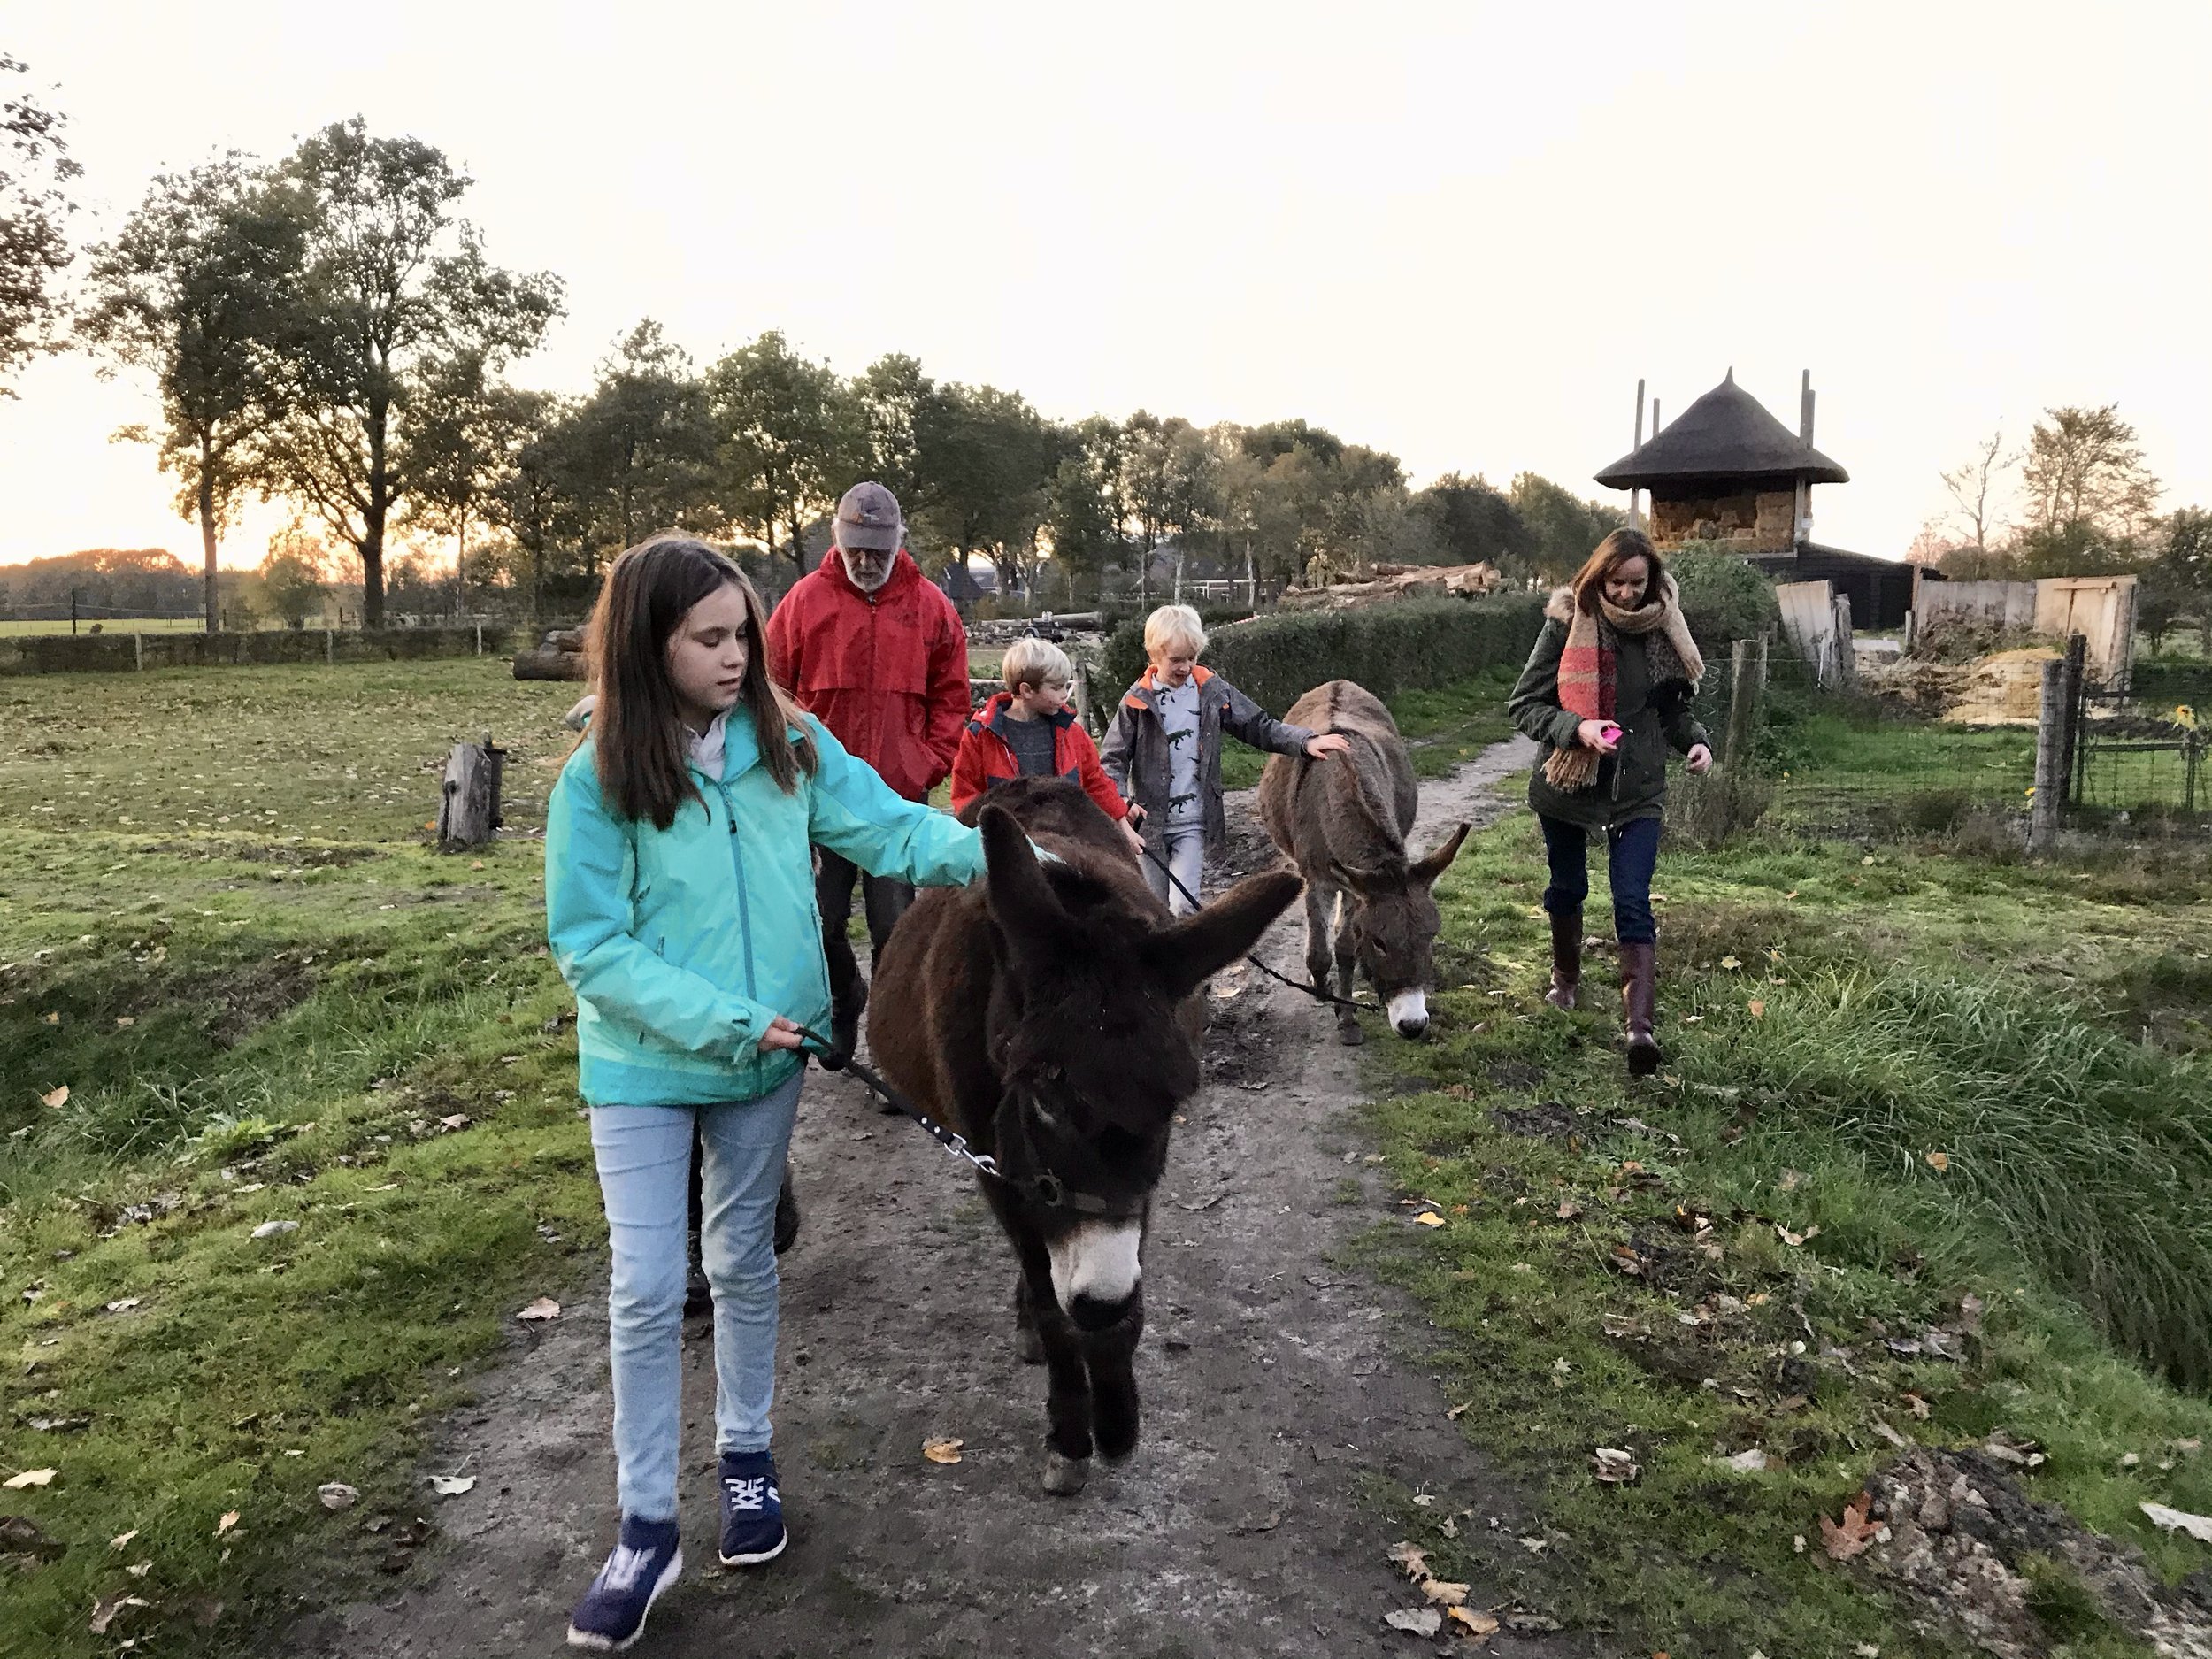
[1544,908,1582,1011]
[1619,940,1661,1078]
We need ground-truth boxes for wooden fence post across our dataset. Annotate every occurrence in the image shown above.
[2031,657,2066,849]
[1724,638,1766,770]
[1830,593,1856,689]
[2058,633,2087,806]
[133,632,144,672]
[436,733,507,850]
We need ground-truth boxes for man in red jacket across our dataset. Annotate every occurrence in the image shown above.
[766,481,971,1059]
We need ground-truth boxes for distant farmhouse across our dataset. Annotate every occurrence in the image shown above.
[1595,370,1916,630]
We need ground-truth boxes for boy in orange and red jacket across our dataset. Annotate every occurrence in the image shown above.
[952,637,1143,857]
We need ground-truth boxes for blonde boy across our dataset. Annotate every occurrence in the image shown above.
[951,635,1138,849]
[1100,604,1348,914]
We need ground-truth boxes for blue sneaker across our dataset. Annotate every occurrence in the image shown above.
[717,1449,787,1565]
[565,1516,681,1652]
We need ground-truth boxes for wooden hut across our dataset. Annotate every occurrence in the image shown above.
[1594,370,1916,629]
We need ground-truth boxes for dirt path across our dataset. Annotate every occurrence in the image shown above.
[284,738,1572,1659]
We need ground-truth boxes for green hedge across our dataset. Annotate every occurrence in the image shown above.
[2131,661,2212,709]
[1101,593,1548,716]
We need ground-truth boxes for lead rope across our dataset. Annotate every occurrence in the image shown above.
[1132,833,1379,1014]
[790,1025,1111,1215]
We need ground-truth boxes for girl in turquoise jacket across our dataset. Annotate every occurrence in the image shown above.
[546,537,987,1652]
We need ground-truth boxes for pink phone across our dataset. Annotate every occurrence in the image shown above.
[1600,723,1623,746]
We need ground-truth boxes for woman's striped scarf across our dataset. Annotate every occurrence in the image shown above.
[1542,572,1705,793]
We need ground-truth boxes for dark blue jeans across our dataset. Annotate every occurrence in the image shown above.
[1539,813,1662,945]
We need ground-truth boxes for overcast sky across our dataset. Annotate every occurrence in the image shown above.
[4,0,2206,571]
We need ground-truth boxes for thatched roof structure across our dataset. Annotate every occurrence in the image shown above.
[1594,370,1848,489]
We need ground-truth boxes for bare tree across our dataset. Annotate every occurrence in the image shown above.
[1940,428,2017,552]
[2021,405,2161,541]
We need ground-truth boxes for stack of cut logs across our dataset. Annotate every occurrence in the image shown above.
[513,626,588,681]
[1275,561,1502,612]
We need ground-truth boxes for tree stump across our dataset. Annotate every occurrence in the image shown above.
[437,733,507,851]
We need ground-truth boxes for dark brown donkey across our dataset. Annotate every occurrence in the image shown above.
[1256,680,1469,1045]
[868,776,1302,1494]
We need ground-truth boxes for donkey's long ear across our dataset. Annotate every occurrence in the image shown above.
[1141,869,1302,1002]
[1409,821,1471,887]
[981,804,1061,950]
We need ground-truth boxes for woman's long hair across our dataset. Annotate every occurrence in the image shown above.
[1571,527,1665,614]
[586,536,817,828]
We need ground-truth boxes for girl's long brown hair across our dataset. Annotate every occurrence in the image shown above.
[586,536,818,828]
[1571,527,1665,614]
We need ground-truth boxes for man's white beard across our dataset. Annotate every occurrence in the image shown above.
[842,547,894,593]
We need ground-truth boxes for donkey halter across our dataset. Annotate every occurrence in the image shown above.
[791,1026,1120,1216]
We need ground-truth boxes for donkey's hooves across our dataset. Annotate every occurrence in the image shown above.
[1041,1452,1090,1495]
[1015,1325,1045,1365]
[1096,1422,1139,1463]
[1335,1022,1365,1048]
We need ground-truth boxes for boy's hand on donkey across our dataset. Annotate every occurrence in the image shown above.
[1686,742,1714,774]
[1304,733,1351,759]
[757,1015,806,1054]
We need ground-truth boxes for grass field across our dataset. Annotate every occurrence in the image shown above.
[4,663,2209,1656]
[1353,704,2212,1655]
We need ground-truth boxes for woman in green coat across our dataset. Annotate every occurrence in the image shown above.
[1507,529,1712,1075]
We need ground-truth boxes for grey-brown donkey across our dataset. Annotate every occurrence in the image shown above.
[1256,680,1470,1044]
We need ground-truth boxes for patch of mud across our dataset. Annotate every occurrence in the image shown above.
[281,738,1586,1659]
[1488,1100,1584,1141]
[202,958,320,1047]
[1858,1448,2212,1658]
[141,839,380,866]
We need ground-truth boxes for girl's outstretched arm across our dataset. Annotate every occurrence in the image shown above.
[546,764,783,1055]
[803,718,989,888]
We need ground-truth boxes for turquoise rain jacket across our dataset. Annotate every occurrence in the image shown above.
[546,710,986,1106]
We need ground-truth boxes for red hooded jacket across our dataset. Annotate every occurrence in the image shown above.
[950,693,1130,822]
[764,548,970,803]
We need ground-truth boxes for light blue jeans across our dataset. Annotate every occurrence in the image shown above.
[1143,824,1207,917]
[588,1071,802,1523]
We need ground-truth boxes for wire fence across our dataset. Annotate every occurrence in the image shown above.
[2073,691,2208,819]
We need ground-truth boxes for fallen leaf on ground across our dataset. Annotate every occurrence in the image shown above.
[4,1468,58,1489]
[127,1560,151,1577]
[2140,1502,2212,1543]
[1592,1448,1640,1485]
[1421,1578,1471,1605]
[250,1219,298,1240]
[319,1483,360,1511]
[439,1113,472,1132]
[217,1509,241,1535]
[516,1297,561,1322]
[1172,1190,1227,1211]
[1778,1170,1801,1192]
[1982,1430,2046,1469]
[1448,1606,1502,1637]
[1555,1199,1583,1220]
[109,1529,138,1550]
[921,1438,964,1465]
[1925,1151,1950,1172]
[1414,1211,1446,1227]
[1385,1607,1444,1636]
[1716,1448,1777,1473]
[1775,1223,1820,1248]
[115,1016,134,1027]
[88,1594,150,1635]
[1747,999,1767,1019]
[1386,1540,1431,1580]
[428,1475,476,1496]
[1820,1493,1882,1561]
[1720,956,1742,971]
[39,1085,68,1109]
[104,1297,141,1314]
[1446,1402,1471,1420]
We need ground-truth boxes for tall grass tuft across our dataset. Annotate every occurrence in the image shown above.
[1693,969,2212,1391]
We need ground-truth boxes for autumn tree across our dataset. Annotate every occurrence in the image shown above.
[0,54,79,389]
[80,156,303,631]
[2021,405,2161,544]
[1939,428,2018,554]
[1509,472,1626,582]
[562,321,717,564]
[917,383,1061,593]
[708,329,858,570]
[254,119,561,626]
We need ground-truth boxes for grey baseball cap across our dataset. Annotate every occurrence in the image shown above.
[834,481,904,551]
